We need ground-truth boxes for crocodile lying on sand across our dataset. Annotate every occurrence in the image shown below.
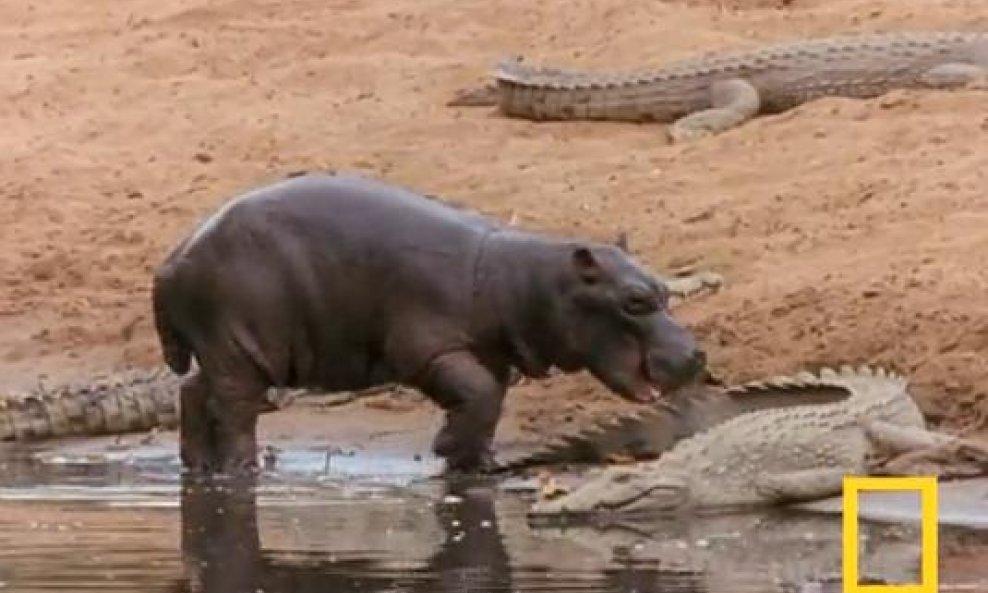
[447,31,988,141]
[527,365,988,516]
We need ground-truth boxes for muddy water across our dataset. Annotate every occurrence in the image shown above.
[0,446,987,593]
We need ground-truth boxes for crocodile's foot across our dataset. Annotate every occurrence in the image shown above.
[919,62,988,90]
[667,79,761,143]
[869,423,988,477]
[662,270,724,300]
[667,110,749,143]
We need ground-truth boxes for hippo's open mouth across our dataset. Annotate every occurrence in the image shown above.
[628,350,663,404]
[630,380,662,404]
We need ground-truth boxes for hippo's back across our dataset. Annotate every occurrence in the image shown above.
[179,172,495,254]
[155,172,501,388]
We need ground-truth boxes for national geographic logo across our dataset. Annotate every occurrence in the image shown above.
[842,476,938,593]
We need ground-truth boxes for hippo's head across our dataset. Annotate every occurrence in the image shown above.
[550,241,706,403]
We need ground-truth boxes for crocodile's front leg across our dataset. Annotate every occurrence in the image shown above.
[862,420,955,452]
[753,467,853,503]
[864,420,988,475]
[668,78,762,143]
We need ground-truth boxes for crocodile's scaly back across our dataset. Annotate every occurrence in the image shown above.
[493,372,856,473]
[455,31,988,130]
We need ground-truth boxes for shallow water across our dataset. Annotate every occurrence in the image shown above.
[1,446,987,593]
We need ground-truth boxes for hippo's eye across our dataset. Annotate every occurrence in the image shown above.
[621,290,658,316]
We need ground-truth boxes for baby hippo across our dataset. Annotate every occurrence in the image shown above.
[152,172,708,475]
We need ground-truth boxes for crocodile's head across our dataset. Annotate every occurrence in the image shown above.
[526,466,690,519]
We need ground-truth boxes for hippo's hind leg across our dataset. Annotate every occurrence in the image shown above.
[417,351,510,474]
[180,372,217,474]
[205,367,268,476]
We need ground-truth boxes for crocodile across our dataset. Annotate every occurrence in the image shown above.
[526,365,973,516]
[447,31,988,142]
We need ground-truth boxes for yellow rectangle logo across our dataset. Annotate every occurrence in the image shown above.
[842,475,938,593]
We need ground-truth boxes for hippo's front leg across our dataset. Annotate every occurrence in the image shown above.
[416,351,510,474]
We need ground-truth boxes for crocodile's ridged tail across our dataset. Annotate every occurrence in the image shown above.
[0,368,181,442]
[493,366,900,473]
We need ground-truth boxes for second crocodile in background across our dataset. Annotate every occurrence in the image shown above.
[448,31,988,142]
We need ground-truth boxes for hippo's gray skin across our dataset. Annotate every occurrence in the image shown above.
[152,172,707,475]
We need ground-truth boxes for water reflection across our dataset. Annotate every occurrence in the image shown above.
[3,449,986,593]
[425,475,513,592]
[174,473,713,593]
[176,474,522,593]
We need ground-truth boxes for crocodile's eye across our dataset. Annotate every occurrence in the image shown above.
[612,471,635,484]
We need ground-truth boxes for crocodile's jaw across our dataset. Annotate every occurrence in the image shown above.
[528,468,688,516]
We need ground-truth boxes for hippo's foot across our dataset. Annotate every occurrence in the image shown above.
[443,461,497,477]
[180,458,260,480]
[439,447,498,476]
[180,373,220,473]
[662,270,723,300]
[213,454,261,479]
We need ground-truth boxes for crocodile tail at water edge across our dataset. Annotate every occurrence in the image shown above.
[0,368,182,442]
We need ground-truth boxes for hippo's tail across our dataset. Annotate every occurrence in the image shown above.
[151,269,192,375]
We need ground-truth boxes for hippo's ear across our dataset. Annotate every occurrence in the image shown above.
[572,247,602,284]
[614,231,630,253]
